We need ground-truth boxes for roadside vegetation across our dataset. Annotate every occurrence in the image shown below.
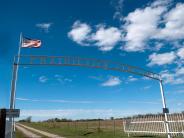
[20,121,164,138]
[15,129,25,138]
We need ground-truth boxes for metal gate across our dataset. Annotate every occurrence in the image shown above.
[124,113,184,137]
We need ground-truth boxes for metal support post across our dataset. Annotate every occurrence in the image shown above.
[10,64,18,110]
[9,63,18,138]
[159,80,171,138]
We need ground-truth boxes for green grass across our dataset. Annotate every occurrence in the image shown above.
[15,128,25,138]
[20,122,167,138]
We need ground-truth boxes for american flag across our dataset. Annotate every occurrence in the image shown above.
[22,37,41,48]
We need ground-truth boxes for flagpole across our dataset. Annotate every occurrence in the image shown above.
[9,32,22,137]
[10,32,22,109]
[17,33,22,66]
[15,32,23,109]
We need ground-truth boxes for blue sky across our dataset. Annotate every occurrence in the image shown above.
[0,0,184,121]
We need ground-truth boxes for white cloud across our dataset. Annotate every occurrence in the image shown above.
[54,74,63,83]
[20,109,118,118]
[68,21,122,51]
[64,78,72,82]
[39,76,48,83]
[160,70,175,84]
[122,2,166,52]
[36,23,52,32]
[127,76,138,82]
[177,47,184,59]
[142,85,152,90]
[16,98,30,101]
[128,100,159,105]
[177,102,183,106]
[88,76,103,81]
[176,67,184,76]
[54,74,72,83]
[155,3,184,40]
[101,76,121,87]
[122,1,184,52]
[148,52,176,66]
[68,21,91,45]
[151,0,171,7]
[175,89,184,94]
[161,69,184,85]
[19,109,154,121]
[68,1,184,54]
[174,78,184,84]
[92,26,122,51]
[147,46,184,67]
[16,97,111,104]
[113,0,124,21]
[152,42,163,51]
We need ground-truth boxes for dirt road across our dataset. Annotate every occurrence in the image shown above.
[16,124,41,138]
[16,123,65,138]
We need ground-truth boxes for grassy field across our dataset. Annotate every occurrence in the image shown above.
[16,114,184,137]
[18,121,167,138]
[15,128,25,138]
[16,114,184,138]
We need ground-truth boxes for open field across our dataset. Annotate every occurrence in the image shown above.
[16,121,167,138]
[15,113,184,138]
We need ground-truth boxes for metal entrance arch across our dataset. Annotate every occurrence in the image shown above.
[9,55,171,138]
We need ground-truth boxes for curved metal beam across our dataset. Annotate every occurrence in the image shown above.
[14,55,161,81]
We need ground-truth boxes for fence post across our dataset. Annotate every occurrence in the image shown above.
[0,109,6,138]
[86,121,88,130]
[113,119,115,136]
[67,121,69,128]
[98,119,100,131]
[99,119,100,129]
[75,121,76,130]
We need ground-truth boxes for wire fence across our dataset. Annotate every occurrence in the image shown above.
[41,119,125,135]
[53,119,123,129]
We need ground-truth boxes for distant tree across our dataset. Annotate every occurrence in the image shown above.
[44,118,73,122]
[26,116,32,123]
[18,119,26,122]
[18,116,32,123]
[54,118,60,122]
[110,117,114,120]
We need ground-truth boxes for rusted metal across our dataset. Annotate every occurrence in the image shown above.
[14,55,161,80]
